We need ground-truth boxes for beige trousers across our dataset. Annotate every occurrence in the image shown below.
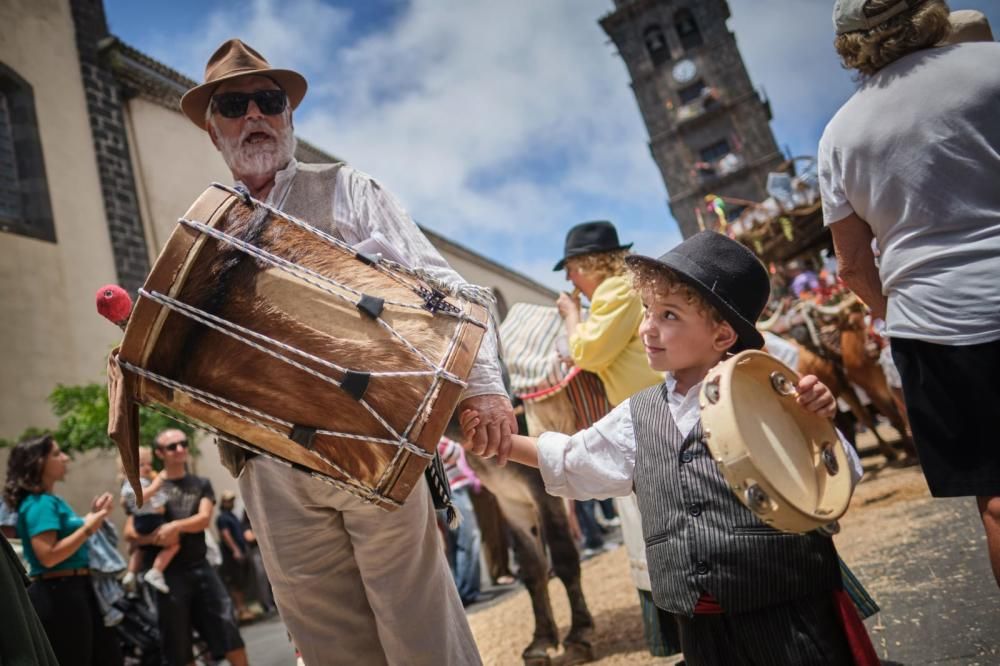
[238,457,482,666]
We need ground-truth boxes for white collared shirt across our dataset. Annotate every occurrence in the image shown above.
[237,159,505,399]
[537,374,863,501]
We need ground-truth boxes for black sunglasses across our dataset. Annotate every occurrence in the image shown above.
[158,441,188,452]
[211,90,287,119]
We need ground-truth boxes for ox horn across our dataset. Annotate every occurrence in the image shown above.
[757,302,785,331]
[812,293,859,316]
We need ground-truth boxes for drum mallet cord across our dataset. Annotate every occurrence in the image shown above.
[412,272,502,359]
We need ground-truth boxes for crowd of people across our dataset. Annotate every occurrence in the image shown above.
[3,2,998,664]
[1,428,280,665]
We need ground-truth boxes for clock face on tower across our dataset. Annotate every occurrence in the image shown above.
[672,58,697,84]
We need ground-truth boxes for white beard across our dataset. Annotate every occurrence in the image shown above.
[213,114,297,181]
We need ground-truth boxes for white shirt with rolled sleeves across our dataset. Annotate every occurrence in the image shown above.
[537,374,863,501]
[235,159,493,666]
[241,158,506,400]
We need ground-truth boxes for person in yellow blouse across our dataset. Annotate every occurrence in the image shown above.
[554,221,662,404]
[553,221,679,657]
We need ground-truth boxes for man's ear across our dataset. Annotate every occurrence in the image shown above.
[713,321,738,352]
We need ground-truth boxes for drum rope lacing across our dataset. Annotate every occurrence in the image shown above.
[178,217,453,374]
[141,289,465,385]
[117,359,433,459]
[120,185,494,505]
[121,358,428,507]
[215,182,493,319]
[141,402,404,508]
[138,287,457,462]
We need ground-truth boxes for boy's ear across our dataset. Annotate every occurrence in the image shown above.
[712,321,739,352]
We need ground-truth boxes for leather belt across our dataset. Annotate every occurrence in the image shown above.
[31,567,90,582]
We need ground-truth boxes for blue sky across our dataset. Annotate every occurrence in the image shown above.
[105,0,999,293]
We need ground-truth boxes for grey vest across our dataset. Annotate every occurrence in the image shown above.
[279,162,344,237]
[631,383,839,616]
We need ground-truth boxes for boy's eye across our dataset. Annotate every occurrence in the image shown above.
[662,310,678,320]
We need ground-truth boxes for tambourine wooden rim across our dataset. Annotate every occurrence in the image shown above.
[699,350,851,533]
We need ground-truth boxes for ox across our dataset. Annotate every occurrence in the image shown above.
[760,296,914,461]
[450,303,599,666]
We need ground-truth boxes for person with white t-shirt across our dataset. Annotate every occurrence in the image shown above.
[818,0,1000,588]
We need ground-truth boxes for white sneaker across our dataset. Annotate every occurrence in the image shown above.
[143,568,170,594]
[121,570,137,593]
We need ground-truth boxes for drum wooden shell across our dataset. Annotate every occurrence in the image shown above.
[117,185,487,510]
[699,351,852,533]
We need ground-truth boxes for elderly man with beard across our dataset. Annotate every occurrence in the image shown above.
[179,39,515,665]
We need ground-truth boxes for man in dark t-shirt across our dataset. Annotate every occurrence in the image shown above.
[126,430,247,666]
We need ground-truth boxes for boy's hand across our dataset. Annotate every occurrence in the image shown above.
[796,374,837,419]
[459,409,482,450]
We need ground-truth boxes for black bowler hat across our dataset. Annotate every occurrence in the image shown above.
[553,221,633,271]
[625,231,769,352]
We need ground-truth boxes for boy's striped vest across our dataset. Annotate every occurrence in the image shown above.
[630,383,840,616]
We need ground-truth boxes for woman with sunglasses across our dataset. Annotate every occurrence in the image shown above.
[3,435,123,665]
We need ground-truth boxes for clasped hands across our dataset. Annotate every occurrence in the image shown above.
[457,393,517,465]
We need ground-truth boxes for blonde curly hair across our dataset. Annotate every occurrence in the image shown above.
[835,0,951,77]
[564,249,630,284]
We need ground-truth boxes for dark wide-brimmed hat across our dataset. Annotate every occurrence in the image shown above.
[180,39,308,130]
[553,221,633,271]
[625,231,769,352]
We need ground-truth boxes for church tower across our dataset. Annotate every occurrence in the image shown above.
[600,0,784,237]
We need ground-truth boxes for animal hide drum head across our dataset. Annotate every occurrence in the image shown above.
[699,351,852,533]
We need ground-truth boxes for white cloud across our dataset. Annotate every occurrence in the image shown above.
[291,0,673,267]
[159,0,974,288]
[143,0,352,82]
[727,0,858,155]
[147,0,674,284]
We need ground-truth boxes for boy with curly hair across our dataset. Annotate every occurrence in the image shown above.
[464,231,865,665]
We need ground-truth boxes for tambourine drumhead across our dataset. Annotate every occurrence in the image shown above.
[699,351,852,533]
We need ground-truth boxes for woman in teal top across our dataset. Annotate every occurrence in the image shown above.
[3,435,122,665]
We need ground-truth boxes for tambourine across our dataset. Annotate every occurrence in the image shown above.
[699,351,851,533]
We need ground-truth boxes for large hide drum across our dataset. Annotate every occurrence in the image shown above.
[112,183,488,510]
[699,351,852,533]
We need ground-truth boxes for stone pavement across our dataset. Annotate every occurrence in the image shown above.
[853,494,999,666]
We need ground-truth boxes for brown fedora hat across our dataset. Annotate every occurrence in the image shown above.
[180,39,307,130]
